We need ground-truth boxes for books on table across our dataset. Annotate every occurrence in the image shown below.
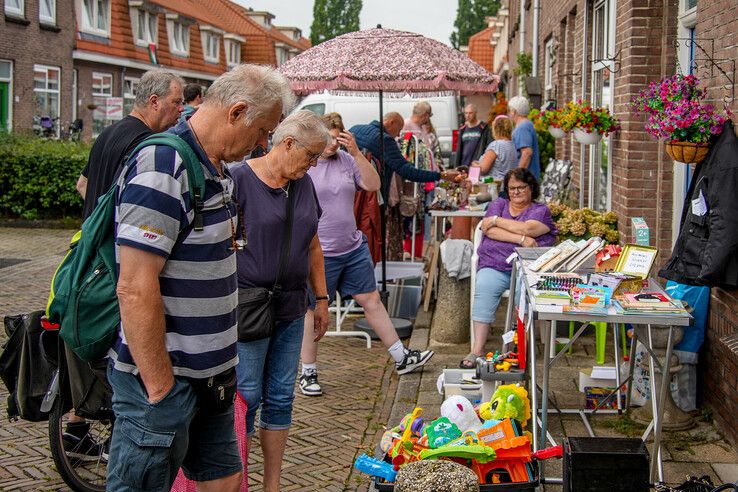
[532,289,572,306]
[613,291,688,315]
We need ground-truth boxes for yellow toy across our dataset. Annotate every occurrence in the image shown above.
[478,384,531,428]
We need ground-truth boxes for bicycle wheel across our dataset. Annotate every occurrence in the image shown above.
[49,395,111,492]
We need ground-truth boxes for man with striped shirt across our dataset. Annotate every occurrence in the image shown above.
[107,65,295,491]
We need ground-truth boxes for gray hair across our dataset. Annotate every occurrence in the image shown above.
[464,103,478,113]
[204,64,296,124]
[508,96,530,117]
[412,101,432,116]
[134,70,184,108]
[272,110,331,149]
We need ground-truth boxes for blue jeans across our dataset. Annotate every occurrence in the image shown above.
[236,316,304,436]
[472,267,512,324]
[107,366,241,490]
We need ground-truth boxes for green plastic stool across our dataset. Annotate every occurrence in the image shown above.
[568,322,627,364]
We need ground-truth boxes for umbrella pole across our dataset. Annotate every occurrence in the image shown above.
[378,89,389,307]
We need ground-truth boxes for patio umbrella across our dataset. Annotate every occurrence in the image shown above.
[279,26,499,298]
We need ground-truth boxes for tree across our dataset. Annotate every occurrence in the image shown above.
[310,0,362,46]
[450,0,500,49]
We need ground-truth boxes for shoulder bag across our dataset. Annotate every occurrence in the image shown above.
[236,183,295,342]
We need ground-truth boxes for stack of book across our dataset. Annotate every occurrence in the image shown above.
[613,292,688,316]
[526,237,605,273]
[531,289,572,306]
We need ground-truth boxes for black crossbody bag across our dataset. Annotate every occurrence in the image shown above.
[237,183,294,342]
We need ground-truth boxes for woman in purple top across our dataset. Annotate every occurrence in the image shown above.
[300,113,434,397]
[460,168,558,368]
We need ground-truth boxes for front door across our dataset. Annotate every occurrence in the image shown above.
[0,82,8,131]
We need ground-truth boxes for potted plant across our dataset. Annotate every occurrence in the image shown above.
[561,101,621,145]
[548,203,620,244]
[631,74,728,164]
[539,108,567,139]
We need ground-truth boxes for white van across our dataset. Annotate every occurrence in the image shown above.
[295,92,460,162]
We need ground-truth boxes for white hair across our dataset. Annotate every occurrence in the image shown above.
[508,96,530,117]
[272,110,331,148]
[412,101,432,116]
[203,64,296,123]
[464,103,478,113]
[134,70,184,108]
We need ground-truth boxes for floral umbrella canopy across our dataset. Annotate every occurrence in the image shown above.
[279,27,499,299]
[279,27,499,96]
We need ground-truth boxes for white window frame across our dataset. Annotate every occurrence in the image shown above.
[77,0,111,37]
[544,37,555,95]
[225,39,241,69]
[4,0,23,16]
[0,60,14,131]
[123,76,139,114]
[588,0,616,212]
[166,17,190,56]
[33,65,61,133]
[92,71,113,97]
[201,31,220,63]
[39,0,55,24]
[131,8,158,47]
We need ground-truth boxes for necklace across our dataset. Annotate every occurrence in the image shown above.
[219,178,248,250]
[265,154,289,197]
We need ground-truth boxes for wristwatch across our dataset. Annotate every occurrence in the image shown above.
[315,295,329,302]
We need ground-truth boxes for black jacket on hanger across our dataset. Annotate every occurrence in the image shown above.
[660,120,738,288]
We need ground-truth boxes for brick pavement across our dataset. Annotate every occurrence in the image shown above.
[0,227,402,491]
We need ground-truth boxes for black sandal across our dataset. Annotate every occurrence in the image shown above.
[459,353,480,369]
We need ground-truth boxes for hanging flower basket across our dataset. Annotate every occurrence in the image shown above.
[548,126,567,139]
[573,128,602,145]
[665,141,710,164]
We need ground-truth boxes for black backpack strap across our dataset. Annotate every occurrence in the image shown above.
[272,182,295,296]
[127,133,206,231]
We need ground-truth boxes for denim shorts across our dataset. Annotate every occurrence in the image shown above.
[471,267,512,324]
[106,366,242,490]
[308,240,377,308]
[236,316,304,436]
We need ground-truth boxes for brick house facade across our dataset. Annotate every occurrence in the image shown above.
[0,0,76,134]
[491,0,738,447]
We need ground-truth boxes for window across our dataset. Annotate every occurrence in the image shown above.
[123,77,139,115]
[79,0,110,36]
[4,0,23,16]
[33,65,60,133]
[684,0,697,9]
[92,72,113,137]
[588,0,615,212]
[225,40,241,69]
[201,32,220,63]
[276,47,289,66]
[39,0,55,23]
[0,60,13,132]
[544,37,556,97]
[132,9,157,46]
[167,20,189,56]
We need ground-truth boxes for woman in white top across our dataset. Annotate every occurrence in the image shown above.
[473,115,517,181]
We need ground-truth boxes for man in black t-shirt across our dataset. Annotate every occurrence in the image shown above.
[76,70,185,219]
[455,103,490,168]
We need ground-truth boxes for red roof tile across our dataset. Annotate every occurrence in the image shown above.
[468,26,495,72]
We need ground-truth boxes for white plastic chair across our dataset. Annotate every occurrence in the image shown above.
[469,221,510,351]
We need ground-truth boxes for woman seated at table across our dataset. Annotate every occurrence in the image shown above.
[460,168,558,369]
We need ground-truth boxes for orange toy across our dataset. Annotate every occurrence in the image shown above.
[474,419,534,484]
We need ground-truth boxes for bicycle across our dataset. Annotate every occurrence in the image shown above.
[40,317,112,492]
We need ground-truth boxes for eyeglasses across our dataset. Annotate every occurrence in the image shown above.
[292,138,322,164]
[508,184,530,193]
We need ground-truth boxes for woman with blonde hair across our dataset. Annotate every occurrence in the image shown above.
[472,115,517,180]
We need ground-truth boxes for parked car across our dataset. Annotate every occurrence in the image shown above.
[295,92,460,165]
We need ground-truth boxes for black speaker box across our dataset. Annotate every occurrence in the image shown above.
[563,437,650,492]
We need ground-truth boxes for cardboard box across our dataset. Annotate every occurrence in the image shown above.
[578,366,617,393]
[631,217,650,246]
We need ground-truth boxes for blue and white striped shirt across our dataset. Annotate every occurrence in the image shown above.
[110,122,238,379]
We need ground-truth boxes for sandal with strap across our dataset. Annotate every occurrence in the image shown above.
[459,353,481,369]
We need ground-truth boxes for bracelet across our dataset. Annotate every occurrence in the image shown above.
[315,295,329,302]
[519,235,526,245]
[492,215,498,227]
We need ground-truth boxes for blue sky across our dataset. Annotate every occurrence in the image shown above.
[233,0,458,46]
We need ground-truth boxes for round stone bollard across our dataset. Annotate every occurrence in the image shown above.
[395,460,480,492]
[430,266,470,345]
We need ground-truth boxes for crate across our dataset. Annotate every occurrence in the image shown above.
[442,368,482,405]
[562,437,649,492]
[374,461,539,491]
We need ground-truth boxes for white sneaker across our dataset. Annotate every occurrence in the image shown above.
[299,369,323,396]
[395,349,434,375]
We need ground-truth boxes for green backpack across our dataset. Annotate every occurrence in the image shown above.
[46,133,205,361]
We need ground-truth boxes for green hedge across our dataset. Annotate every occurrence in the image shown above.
[0,132,91,219]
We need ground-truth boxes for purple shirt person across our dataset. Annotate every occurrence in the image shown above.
[299,112,435,398]
[460,168,558,369]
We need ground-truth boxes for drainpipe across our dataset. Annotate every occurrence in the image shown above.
[519,0,525,95]
[579,3,589,209]
[532,0,540,77]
